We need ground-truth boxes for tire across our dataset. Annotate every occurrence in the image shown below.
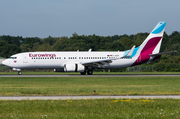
[87,70,93,75]
[80,71,86,75]
[18,71,22,75]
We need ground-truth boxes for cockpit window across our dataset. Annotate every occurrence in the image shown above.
[9,57,17,59]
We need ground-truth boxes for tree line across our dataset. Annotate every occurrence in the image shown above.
[0,31,180,72]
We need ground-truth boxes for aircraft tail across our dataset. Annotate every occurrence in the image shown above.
[132,21,166,65]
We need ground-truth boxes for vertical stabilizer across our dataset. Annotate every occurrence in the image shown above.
[132,21,166,65]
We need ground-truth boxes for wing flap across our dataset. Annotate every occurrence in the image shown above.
[81,58,119,68]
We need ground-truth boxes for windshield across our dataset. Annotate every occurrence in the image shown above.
[9,57,17,59]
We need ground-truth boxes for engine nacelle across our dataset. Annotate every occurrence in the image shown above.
[64,63,85,72]
[54,68,64,72]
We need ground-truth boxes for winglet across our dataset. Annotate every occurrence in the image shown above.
[123,45,136,58]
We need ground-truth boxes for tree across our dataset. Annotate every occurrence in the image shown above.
[42,36,57,45]
[0,40,21,58]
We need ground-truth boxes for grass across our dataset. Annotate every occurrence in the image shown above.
[0,99,180,119]
[0,71,180,75]
[0,77,180,96]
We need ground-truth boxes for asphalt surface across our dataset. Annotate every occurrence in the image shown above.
[0,74,180,77]
[1,96,180,100]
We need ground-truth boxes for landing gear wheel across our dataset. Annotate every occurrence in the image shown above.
[87,70,93,75]
[80,71,86,75]
[18,71,22,75]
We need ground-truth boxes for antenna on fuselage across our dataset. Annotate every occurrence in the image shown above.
[88,49,92,52]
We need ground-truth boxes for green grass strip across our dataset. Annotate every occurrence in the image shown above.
[0,77,180,96]
[0,99,180,119]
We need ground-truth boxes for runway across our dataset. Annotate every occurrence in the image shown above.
[1,95,180,100]
[0,74,180,77]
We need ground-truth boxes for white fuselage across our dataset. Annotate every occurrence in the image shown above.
[3,51,137,69]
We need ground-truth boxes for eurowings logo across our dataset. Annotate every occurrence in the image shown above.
[14,60,17,63]
[29,53,56,58]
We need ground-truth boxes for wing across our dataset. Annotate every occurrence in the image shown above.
[81,58,119,68]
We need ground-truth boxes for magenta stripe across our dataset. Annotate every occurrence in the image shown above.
[132,37,162,66]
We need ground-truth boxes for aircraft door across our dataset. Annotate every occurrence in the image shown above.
[23,54,28,63]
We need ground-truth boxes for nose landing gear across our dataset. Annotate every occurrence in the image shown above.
[18,71,22,75]
[12,68,21,75]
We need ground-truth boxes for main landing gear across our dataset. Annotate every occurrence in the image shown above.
[87,70,93,75]
[80,70,93,75]
[18,71,22,75]
[80,71,86,75]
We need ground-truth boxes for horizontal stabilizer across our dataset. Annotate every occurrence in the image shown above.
[149,51,177,56]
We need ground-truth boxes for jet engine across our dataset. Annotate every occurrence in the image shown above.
[64,63,85,72]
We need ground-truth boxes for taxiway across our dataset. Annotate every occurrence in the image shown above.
[1,95,180,100]
[0,74,180,77]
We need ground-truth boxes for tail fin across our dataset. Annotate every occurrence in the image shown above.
[132,21,166,65]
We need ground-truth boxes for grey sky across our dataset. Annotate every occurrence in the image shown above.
[0,0,179,38]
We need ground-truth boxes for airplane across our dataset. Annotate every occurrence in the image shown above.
[2,21,176,75]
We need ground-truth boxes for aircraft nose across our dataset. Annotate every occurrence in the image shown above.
[2,59,7,66]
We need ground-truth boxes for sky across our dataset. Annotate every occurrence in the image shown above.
[0,0,180,38]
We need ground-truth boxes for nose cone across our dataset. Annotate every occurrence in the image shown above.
[2,59,7,66]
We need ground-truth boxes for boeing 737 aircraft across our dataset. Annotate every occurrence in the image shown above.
[2,21,175,75]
